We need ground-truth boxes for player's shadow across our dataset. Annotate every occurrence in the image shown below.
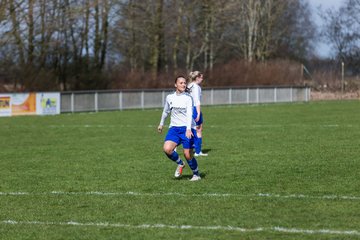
[176,148,212,155]
[175,172,207,180]
[201,148,211,154]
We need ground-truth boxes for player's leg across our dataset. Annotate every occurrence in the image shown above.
[194,113,207,156]
[163,127,185,177]
[194,123,202,154]
[182,129,201,181]
[183,148,200,181]
[163,140,180,161]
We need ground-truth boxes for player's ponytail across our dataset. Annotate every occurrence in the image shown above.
[188,71,202,82]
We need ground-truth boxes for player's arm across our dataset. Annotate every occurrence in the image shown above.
[192,84,201,107]
[185,96,193,138]
[193,85,201,121]
[195,105,201,122]
[158,97,170,133]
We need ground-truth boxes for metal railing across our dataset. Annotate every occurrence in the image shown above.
[60,86,310,113]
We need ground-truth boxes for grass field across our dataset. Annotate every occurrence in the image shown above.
[1,100,360,239]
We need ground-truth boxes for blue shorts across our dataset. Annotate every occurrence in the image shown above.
[192,106,203,126]
[165,126,197,149]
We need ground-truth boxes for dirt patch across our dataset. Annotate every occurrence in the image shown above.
[311,91,360,100]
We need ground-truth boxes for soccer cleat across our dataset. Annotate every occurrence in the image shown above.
[194,152,208,157]
[189,174,201,181]
[174,163,185,178]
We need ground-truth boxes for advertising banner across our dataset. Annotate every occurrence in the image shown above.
[0,92,61,117]
[11,93,37,116]
[36,92,61,115]
[0,95,12,117]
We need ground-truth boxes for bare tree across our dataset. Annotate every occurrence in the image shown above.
[8,0,27,89]
[169,0,184,74]
[177,0,229,72]
[226,0,262,62]
[321,0,360,74]
[0,0,7,22]
[0,0,319,90]
[113,0,155,73]
[227,0,314,62]
[149,0,165,80]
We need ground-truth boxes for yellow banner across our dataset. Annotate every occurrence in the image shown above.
[11,93,37,116]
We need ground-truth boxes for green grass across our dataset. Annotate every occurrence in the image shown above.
[1,100,360,239]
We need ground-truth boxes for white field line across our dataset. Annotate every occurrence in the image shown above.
[2,220,360,236]
[1,191,360,201]
[208,124,357,128]
[2,123,356,129]
[48,124,345,128]
[1,124,158,129]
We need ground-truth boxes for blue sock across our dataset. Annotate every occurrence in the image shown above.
[166,151,183,165]
[195,137,202,154]
[186,158,199,176]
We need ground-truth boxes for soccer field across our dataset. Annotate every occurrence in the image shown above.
[1,100,360,239]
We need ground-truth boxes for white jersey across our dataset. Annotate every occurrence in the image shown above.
[159,91,195,130]
[187,82,201,106]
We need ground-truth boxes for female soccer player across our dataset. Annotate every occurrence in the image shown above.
[187,71,208,156]
[158,76,201,181]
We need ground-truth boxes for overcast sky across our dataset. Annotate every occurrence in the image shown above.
[308,0,345,57]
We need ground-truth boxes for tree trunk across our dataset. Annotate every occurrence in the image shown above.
[150,0,164,80]
[100,0,109,70]
[27,0,34,66]
[172,1,183,75]
[94,0,100,69]
[9,0,25,89]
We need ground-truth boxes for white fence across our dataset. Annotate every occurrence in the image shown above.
[60,86,311,113]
